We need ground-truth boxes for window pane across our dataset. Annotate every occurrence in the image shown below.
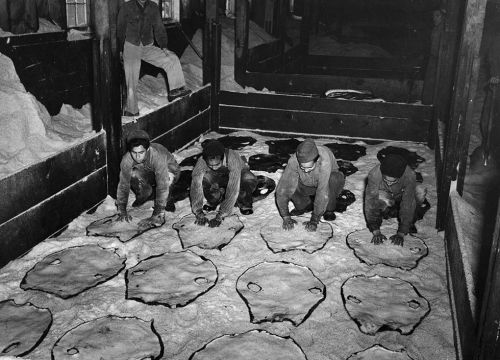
[66,4,77,27]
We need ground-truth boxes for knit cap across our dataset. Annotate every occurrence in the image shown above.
[126,129,150,144]
[296,139,319,163]
[380,153,407,178]
[203,139,225,159]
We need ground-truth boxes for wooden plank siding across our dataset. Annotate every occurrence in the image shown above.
[122,85,211,152]
[219,91,432,142]
[0,134,106,225]
[244,72,423,103]
[0,140,107,268]
[304,55,424,80]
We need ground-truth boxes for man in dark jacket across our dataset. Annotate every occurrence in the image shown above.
[117,0,190,117]
[190,140,258,227]
[116,129,180,227]
[364,153,424,246]
[276,139,345,232]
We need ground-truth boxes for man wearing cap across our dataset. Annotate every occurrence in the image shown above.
[364,153,420,246]
[117,0,191,117]
[116,129,180,227]
[190,139,258,227]
[276,138,345,232]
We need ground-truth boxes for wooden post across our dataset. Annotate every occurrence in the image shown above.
[210,20,221,131]
[235,0,249,85]
[203,0,218,85]
[278,0,287,71]
[91,0,122,198]
[437,0,487,229]
[475,198,500,359]
[299,0,311,71]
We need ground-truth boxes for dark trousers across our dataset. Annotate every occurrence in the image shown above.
[291,171,345,212]
[130,166,180,207]
[202,168,258,210]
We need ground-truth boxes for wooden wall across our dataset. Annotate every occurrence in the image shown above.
[219,91,433,143]
[0,134,107,267]
[0,32,93,115]
[122,85,211,152]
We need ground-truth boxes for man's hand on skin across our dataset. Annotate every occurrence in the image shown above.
[138,213,164,228]
[282,216,297,231]
[208,213,223,228]
[390,232,405,246]
[117,212,132,223]
[195,212,208,226]
[303,221,318,232]
[371,229,386,245]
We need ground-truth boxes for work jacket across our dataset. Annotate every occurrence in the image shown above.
[117,0,168,51]
[364,164,416,234]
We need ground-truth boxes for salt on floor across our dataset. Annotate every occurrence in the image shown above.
[0,130,455,360]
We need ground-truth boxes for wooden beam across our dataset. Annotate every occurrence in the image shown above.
[234,0,249,85]
[437,0,487,229]
[210,21,221,131]
[299,0,312,67]
[203,0,219,84]
[446,193,476,359]
[91,0,122,198]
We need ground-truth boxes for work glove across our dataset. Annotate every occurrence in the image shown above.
[303,214,320,232]
[282,216,297,231]
[138,212,164,229]
[208,213,223,228]
[390,232,405,246]
[371,230,386,245]
[195,212,208,226]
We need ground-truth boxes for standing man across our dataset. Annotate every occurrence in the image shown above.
[190,140,258,227]
[116,129,180,227]
[276,139,345,232]
[117,0,191,117]
[364,153,425,247]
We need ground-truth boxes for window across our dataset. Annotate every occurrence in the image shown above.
[66,0,88,28]
[160,0,180,21]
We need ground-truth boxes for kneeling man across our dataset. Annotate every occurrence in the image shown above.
[276,139,345,232]
[116,129,180,227]
[364,153,425,246]
[190,139,258,227]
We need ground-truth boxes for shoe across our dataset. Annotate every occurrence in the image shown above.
[168,87,192,102]
[240,208,253,215]
[290,204,313,216]
[323,211,336,221]
[203,204,217,212]
[123,110,139,117]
